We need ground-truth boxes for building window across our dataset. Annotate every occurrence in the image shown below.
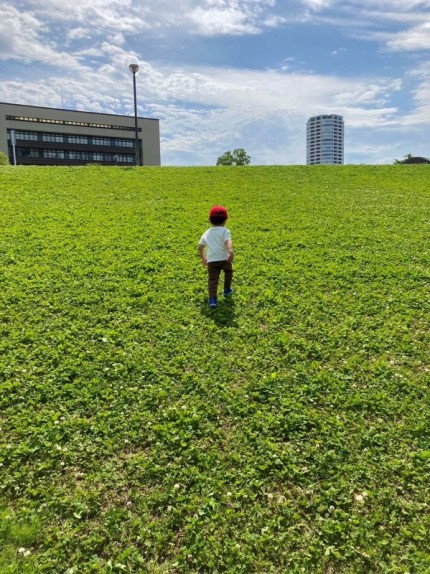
[69,151,91,160]
[92,137,113,146]
[42,133,64,143]
[114,138,134,148]
[68,135,88,145]
[43,150,65,159]
[9,130,39,141]
[115,154,134,163]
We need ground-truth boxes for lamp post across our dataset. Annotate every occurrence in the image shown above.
[129,63,140,166]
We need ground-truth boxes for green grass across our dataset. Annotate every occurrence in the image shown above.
[0,164,429,573]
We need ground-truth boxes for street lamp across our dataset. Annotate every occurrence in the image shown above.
[129,63,140,166]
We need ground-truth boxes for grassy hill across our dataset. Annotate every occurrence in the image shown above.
[1,165,429,573]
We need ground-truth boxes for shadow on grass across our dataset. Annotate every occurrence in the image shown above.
[200,295,238,328]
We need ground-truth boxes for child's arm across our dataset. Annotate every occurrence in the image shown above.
[225,239,234,263]
[198,243,207,267]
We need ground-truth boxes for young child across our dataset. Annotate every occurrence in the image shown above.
[198,205,234,308]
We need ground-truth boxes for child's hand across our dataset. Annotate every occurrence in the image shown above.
[202,258,208,267]
[227,252,234,263]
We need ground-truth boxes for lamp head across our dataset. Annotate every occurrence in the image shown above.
[129,64,139,74]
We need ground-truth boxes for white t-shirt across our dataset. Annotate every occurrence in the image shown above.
[199,226,231,263]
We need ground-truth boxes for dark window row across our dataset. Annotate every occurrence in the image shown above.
[308,130,343,135]
[308,117,343,123]
[14,147,135,163]
[8,129,135,148]
[308,138,343,142]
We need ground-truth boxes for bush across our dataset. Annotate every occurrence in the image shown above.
[0,152,10,166]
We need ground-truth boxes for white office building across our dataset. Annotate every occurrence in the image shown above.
[306,114,344,165]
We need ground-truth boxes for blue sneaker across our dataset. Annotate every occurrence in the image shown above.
[223,288,234,296]
[208,297,217,308]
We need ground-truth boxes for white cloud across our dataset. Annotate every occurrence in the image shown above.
[8,0,430,51]
[295,1,430,55]
[401,63,430,126]
[149,64,401,124]
[189,6,260,35]
[14,0,288,40]
[301,0,334,10]
[353,0,430,9]
[12,0,155,52]
[0,3,86,69]
[22,0,139,25]
[187,0,286,35]
[386,22,430,51]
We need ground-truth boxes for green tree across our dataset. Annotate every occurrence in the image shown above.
[0,152,9,166]
[216,148,251,166]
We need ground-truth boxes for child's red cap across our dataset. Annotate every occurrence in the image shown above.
[209,205,228,218]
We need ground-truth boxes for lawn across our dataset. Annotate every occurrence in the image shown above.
[1,164,429,573]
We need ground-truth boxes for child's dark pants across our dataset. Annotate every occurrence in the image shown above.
[207,260,233,298]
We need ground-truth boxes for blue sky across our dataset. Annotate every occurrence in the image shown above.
[1,0,430,165]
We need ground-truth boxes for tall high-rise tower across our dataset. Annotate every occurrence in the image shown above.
[306,114,344,165]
